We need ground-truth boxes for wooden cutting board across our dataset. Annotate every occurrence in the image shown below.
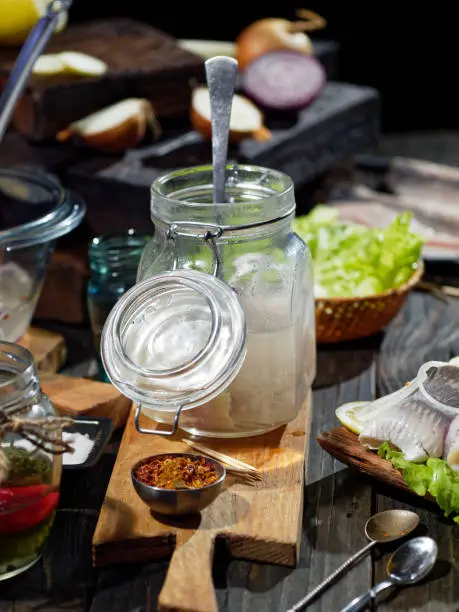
[317,426,436,504]
[40,373,131,429]
[92,395,312,612]
[0,19,203,141]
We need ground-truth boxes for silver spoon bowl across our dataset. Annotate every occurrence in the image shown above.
[340,535,438,612]
[287,509,420,611]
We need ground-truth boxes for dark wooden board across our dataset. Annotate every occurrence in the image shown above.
[317,425,436,503]
[66,82,380,234]
[0,19,204,141]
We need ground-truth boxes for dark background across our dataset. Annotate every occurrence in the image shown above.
[68,1,456,134]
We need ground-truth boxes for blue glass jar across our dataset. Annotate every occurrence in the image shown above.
[87,230,149,381]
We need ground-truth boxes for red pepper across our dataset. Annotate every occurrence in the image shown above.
[0,485,59,534]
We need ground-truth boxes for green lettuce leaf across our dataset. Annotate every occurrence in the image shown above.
[292,207,424,298]
[378,442,459,524]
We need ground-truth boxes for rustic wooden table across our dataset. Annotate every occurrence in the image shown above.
[1,277,459,611]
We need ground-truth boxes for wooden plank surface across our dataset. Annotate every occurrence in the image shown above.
[92,397,312,612]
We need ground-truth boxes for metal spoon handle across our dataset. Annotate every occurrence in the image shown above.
[287,540,376,611]
[204,56,238,204]
[339,579,394,612]
[0,0,72,142]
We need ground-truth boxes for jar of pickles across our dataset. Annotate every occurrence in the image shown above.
[102,164,316,438]
[0,342,62,580]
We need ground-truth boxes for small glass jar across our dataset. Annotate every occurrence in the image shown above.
[0,342,62,581]
[103,165,316,438]
[87,230,149,381]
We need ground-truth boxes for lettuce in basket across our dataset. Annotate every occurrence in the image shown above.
[292,206,424,298]
[379,442,459,524]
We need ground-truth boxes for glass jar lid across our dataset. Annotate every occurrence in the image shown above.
[0,167,86,249]
[101,269,247,413]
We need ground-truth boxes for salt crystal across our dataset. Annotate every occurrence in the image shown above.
[63,432,95,465]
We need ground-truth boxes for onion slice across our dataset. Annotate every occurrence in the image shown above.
[56,98,161,152]
[190,86,271,143]
[32,54,66,76]
[60,52,108,76]
[241,50,326,112]
[32,51,108,77]
[178,39,236,59]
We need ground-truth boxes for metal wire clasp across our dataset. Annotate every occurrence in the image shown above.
[134,402,185,437]
[166,221,224,278]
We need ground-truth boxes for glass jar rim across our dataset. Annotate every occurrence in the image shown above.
[0,168,86,249]
[150,164,295,228]
[88,229,150,273]
[0,341,39,407]
[101,269,247,411]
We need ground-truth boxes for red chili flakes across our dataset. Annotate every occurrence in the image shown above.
[134,455,220,490]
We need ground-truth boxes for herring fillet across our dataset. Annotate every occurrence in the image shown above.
[358,364,459,465]
[359,393,453,462]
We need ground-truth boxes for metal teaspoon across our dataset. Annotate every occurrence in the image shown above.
[287,509,420,611]
[340,535,437,612]
[204,56,238,204]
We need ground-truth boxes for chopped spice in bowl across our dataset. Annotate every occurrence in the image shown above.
[131,453,226,517]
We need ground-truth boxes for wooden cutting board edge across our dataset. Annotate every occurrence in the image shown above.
[317,426,436,504]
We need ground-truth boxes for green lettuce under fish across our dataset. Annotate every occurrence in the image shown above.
[379,442,459,524]
[292,206,424,298]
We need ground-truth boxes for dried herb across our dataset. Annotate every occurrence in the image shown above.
[2,447,51,486]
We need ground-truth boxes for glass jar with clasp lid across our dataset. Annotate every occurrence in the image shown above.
[101,164,316,439]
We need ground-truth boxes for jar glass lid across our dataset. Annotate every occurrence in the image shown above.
[0,167,86,249]
[101,269,247,412]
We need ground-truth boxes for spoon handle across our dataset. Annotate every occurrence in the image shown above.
[287,540,376,611]
[204,56,238,204]
[339,580,394,612]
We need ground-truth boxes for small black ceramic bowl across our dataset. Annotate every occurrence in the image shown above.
[131,453,226,517]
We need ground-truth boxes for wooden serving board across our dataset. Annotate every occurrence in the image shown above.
[317,426,435,503]
[0,19,203,141]
[92,396,312,612]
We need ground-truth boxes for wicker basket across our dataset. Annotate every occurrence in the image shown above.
[315,262,424,344]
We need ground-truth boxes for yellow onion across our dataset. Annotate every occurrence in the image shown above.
[236,9,326,71]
